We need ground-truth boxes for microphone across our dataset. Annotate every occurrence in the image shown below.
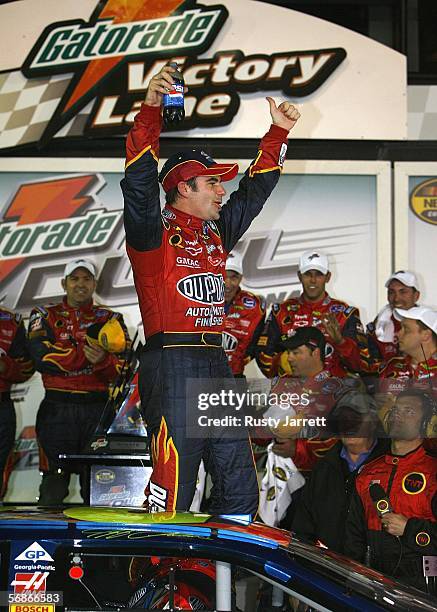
[369,482,393,517]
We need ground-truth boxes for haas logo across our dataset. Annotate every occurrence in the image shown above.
[222,332,238,352]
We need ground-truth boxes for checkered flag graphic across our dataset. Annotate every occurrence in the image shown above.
[0,70,74,149]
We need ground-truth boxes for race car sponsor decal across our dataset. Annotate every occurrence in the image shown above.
[208,256,224,267]
[185,246,203,257]
[15,543,53,563]
[95,469,116,483]
[177,273,224,305]
[147,417,178,512]
[278,143,287,167]
[9,541,56,597]
[9,606,55,612]
[242,296,256,309]
[176,256,201,269]
[416,531,431,546]
[11,571,49,593]
[91,437,109,450]
[329,304,345,313]
[222,332,238,352]
[402,472,426,495]
[185,306,225,328]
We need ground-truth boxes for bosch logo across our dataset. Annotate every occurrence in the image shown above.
[177,273,224,305]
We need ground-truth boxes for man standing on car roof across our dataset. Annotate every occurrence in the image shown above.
[121,63,300,515]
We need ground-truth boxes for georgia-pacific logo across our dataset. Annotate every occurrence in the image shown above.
[402,472,426,495]
[410,178,437,225]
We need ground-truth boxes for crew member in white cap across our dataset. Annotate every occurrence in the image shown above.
[222,251,266,377]
[379,306,437,390]
[257,249,369,378]
[27,258,130,505]
[378,306,437,448]
[367,270,420,368]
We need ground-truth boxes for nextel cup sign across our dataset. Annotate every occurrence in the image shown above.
[177,272,224,304]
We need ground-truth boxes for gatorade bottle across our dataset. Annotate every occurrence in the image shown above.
[163,62,185,126]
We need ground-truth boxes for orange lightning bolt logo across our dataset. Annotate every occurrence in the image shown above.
[0,175,99,286]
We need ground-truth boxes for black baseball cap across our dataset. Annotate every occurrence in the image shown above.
[159,149,238,193]
[280,327,326,353]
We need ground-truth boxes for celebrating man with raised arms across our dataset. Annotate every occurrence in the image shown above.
[122,64,300,515]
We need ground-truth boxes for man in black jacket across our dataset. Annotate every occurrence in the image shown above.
[291,391,388,552]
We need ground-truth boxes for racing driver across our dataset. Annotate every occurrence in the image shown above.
[121,64,300,515]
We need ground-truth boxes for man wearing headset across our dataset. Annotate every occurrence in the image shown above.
[378,307,437,448]
[345,388,437,592]
[379,307,437,388]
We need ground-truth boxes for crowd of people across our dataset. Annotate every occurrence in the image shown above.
[0,63,435,595]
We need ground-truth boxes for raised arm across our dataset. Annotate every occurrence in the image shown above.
[121,66,177,252]
[218,98,300,253]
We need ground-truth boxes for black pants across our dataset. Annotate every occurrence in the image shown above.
[0,399,16,498]
[139,346,259,515]
[36,394,106,505]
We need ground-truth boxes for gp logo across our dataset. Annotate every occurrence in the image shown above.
[15,542,54,562]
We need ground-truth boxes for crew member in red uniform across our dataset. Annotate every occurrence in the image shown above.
[266,327,363,473]
[378,307,437,438]
[121,63,300,514]
[367,270,420,368]
[259,327,364,526]
[28,258,130,505]
[223,251,266,377]
[345,389,437,593]
[0,307,34,497]
[257,249,369,378]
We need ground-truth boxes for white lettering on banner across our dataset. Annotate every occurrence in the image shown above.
[92,49,345,129]
[29,9,225,68]
[0,210,121,260]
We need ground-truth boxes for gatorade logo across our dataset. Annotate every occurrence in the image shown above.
[15,543,54,562]
[402,472,426,495]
